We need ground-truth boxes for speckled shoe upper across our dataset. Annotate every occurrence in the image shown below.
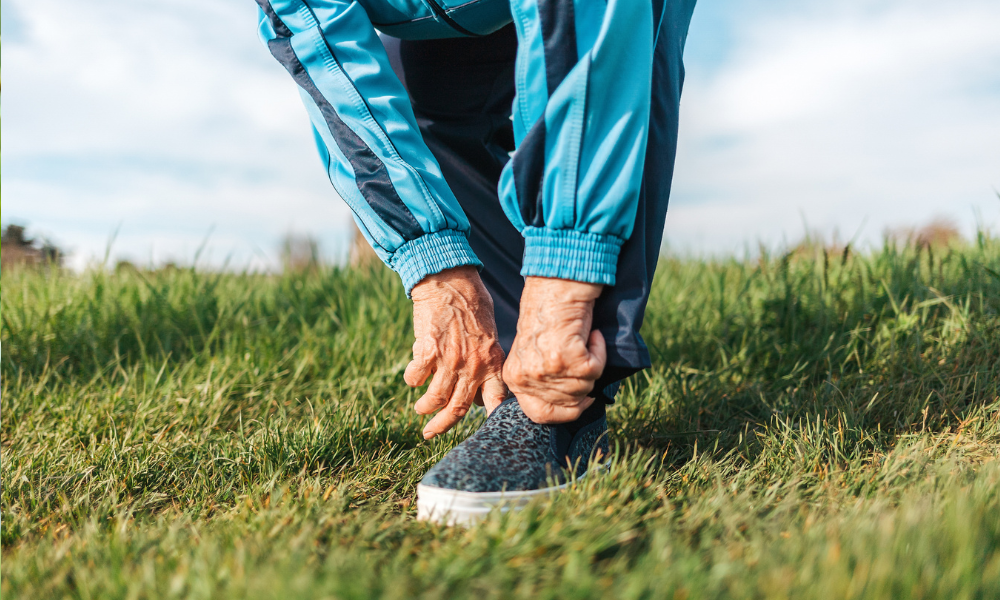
[420,398,610,493]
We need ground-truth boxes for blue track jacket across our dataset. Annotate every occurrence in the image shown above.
[256,0,659,295]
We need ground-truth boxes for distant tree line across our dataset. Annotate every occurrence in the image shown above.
[1,225,63,270]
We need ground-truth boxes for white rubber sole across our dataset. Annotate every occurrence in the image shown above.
[416,482,569,526]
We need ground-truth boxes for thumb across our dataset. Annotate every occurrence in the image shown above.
[481,376,508,415]
[586,328,607,377]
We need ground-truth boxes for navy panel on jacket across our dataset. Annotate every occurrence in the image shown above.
[262,4,424,242]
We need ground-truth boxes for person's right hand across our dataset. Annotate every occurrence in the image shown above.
[405,266,507,439]
[503,276,606,424]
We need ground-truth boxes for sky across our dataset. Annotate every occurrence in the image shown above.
[2,0,999,270]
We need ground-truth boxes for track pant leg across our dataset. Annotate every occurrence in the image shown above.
[383,27,525,353]
[384,0,696,401]
[591,0,697,395]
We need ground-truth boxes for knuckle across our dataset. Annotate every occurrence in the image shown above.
[566,360,595,378]
[522,361,545,377]
[502,361,518,378]
[412,338,432,356]
[424,393,446,407]
[508,371,529,388]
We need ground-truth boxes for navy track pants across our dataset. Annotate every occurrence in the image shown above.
[382,3,692,400]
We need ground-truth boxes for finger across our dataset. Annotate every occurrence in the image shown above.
[414,370,457,415]
[404,352,433,388]
[422,378,477,439]
[559,377,597,399]
[482,376,507,414]
[518,393,593,425]
[584,329,607,379]
[450,376,479,412]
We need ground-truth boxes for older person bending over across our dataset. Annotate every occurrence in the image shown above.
[254,0,697,524]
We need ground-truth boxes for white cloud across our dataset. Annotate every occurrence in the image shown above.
[1,0,354,268]
[667,0,1000,253]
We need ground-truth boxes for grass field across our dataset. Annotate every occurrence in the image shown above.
[2,235,999,599]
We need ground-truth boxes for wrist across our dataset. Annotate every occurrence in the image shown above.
[411,265,488,304]
[522,276,603,303]
[391,230,482,297]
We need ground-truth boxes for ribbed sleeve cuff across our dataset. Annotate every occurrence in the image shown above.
[520,227,623,286]
[391,229,483,297]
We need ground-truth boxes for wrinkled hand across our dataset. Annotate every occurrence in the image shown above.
[405,266,507,439]
[503,276,607,424]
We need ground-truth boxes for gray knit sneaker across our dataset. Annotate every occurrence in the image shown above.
[416,397,609,525]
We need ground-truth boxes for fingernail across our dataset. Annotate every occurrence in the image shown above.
[423,431,435,440]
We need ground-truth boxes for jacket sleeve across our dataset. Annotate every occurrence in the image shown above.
[255,0,481,295]
[498,0,655,286]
